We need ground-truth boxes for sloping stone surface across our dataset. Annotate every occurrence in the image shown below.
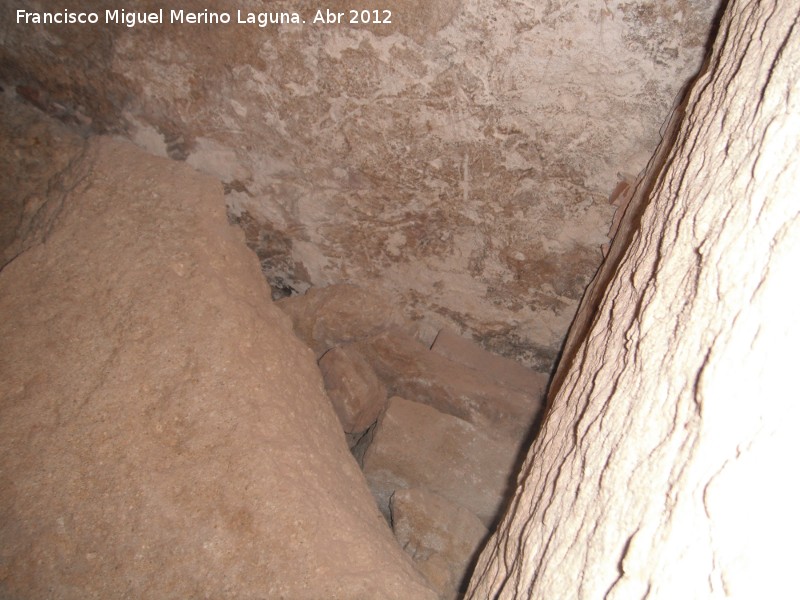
[466,1,800,597]
[0,136,436,599]
[355,329,545,442]
[0,0,722,370]
[392,488,489,600]
[363,396,522,527]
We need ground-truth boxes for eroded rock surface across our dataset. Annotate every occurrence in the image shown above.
[277,283,408,358]
[391,488,489,600]
[276,286,548,595]
[431,327,550,394]
[363,396,522,527]
[466,0,800,596]
[0,90,90,270]
[0,0,723,369]
[0,134,436,599]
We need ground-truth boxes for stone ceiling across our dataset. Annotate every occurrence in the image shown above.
[0,0,721,369]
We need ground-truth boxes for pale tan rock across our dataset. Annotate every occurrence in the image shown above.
[276,283,405,358]
[0,136,436,600]
[466,1,800,597]
[319,344,387,434]
[391,488,489,600]
[430,327,550,396]
[356,329,545,443]
[363,396,521,527]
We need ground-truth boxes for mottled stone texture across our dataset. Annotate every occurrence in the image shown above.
[0,92,90,270]
[0,135,436,599]
[466,0,800,597]
[319,343,388,434]
[363,396,522,527]
[391,488,489,600]
[0,0,721,369]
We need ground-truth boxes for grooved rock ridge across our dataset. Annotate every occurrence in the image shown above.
[466,0,800,596]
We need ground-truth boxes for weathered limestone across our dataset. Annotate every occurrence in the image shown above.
[355,329,546,442]
[363,396,522,527]
[0,0,723,369]
[466,0,800,597]
[318,343,387,435]
[0,135,436,599]
[391,488,489,600]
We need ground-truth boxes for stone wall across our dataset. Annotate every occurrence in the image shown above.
[0,0,722,369]
[466,0,800,595]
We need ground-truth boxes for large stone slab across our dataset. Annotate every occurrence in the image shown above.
[355,329,545,443]
[0,136,435,599]
[2,0,720,370]
[466,2,800,596]
[363,396,522,527]
[392,488,489,600]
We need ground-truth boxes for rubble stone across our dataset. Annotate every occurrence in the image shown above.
[363,396,522,527]
[392,488,489,600]
[319,344,388,434]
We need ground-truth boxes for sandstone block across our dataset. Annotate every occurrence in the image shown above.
[363,396,522,527]
[356,329,545,444]
[391,488,489,600]
[276,283,405,358]
[0,136,436,600]
[319,344,388,434]
[431,327,550,396]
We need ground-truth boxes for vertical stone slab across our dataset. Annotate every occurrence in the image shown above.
[467,1,800,597]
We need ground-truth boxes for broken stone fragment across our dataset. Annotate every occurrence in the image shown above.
[355,329,546,445]
[363,396,523,528]
[391,487,490,600]
[276,283,406,358]
[319,343,388,435]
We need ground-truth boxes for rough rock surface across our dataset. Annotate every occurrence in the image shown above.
[319,343,388,434]
[0,90,89,270]
[431,327,550,394]
[363,396,522,527]
[0,0,722,369]
[277,283,407,358]
[355,329,546,442]
[391,488,489,600]
[466,0,800,597]
[0,134,436,599]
